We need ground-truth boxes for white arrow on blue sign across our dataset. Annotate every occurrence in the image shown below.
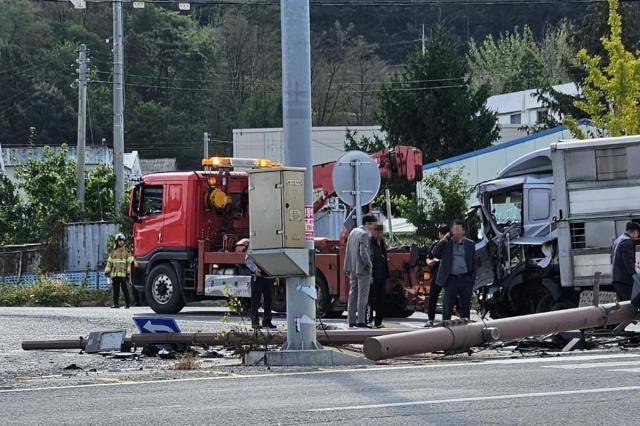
[133,317,181,334]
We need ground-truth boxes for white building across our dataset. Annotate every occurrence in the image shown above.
[421,120,596,202]
[124,150,142,181]
[233,126,385,166]
[487,82,580,142]
[1,145,142,183]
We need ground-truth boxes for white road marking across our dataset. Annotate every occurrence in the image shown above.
[481,353,640,365]
[608,368,640,373]
[544,361,640,370]
[307,386,640,412]
[2,353,639,394]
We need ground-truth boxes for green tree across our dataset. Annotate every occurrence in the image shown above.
[376,23,499,164]
[394,167,473,240]
[85,163,116,222]
[13,144,81,242]
[468,22,578,96]
[565,0,640,138]
[0,173,29,245]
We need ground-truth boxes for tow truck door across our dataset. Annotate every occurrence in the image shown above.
[133,184,165,258]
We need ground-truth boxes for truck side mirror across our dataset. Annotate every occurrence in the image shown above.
[129,184,141,220]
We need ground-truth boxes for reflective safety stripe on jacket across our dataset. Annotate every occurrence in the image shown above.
[105,247,134,278]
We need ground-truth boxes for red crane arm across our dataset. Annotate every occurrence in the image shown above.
[312,145,423,213]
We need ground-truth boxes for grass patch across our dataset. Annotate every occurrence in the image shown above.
[0,277,111,307]
[173,353,201,370]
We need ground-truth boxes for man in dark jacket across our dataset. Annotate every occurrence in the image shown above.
[432,219,476,321]
[424,225,451,327]
[611,222,640,301]
[238,239,276,330]
[370,224,389,328]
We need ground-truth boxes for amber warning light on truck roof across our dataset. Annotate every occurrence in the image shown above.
[202,157,282,169]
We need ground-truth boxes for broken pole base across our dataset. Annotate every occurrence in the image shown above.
[244,348,372,367]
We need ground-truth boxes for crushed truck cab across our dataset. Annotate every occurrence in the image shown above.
[471,135,640,318]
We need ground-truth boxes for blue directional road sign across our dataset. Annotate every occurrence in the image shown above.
[133,317,181,334]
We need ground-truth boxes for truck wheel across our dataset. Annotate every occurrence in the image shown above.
[535,294,553,313]
[316,275,331,318]
[385,304,416,318]
[146,264,185,314]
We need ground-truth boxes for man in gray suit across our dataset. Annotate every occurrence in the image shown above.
[432,219,476,321]
[344,214,378,328]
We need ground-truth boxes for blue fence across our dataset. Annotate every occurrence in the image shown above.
[0,271,109,290]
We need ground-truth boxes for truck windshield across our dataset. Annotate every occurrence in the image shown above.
[489,190,523,229]
[141,186,163,216]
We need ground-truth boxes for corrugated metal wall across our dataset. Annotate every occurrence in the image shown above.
[64,222,118,272]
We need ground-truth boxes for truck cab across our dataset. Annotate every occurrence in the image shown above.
[471,136,640,319]
[129,167,252,313]
[471,149,562,318]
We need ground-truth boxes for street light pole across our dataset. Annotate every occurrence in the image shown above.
[113,0,125,209]
[76,44,88,209]
[280,0,319,351]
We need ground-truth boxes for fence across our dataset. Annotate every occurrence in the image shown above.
[0,271,109,290]
[1,221,118,287]
[64,222,119,272]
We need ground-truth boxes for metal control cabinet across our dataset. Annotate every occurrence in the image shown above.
[248,168,305,249]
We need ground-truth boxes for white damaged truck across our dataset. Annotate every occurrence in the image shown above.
[470,135,640,318]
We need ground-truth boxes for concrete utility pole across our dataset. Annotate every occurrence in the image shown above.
[204,132,210,159]
[280,0,320,351]
[421,23,426,54]
[76,44,88,209]
[113,0,125,209]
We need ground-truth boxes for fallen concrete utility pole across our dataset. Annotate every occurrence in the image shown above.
[22,328,413,351]
[363,301,640,361]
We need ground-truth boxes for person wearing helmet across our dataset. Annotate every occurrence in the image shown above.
[105,233,134,309]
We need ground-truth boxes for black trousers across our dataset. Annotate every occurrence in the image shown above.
[112,277,130,307]
[613,281,632,302]
[371,278,386,326]
[251,276,273,324]
[442,275,473,321]
[427,281,443,322]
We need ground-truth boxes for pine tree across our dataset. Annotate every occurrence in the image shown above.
[376,23,499,163]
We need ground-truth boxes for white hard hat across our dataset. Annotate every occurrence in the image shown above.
[115,233,126,241]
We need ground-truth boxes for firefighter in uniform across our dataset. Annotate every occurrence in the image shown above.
[105,233,134,309]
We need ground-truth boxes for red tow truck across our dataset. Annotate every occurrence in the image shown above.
[129,147,428,316]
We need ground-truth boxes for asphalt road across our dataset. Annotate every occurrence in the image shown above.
[3,351,640,425]
[3,306,640,425]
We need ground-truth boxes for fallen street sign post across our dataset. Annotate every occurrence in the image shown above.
[133,317,181,334]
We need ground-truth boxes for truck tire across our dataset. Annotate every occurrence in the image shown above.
[146,263,185,314]
[316,275,332,318]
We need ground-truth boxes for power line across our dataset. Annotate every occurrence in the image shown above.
[92,78,467,94]
[30,0,640,4]
[95,69,464,86]
[0,60,46,77]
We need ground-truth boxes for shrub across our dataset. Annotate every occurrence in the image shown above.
[0,277,111,307]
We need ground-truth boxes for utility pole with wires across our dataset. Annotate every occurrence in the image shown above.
[113,0,125,210]
[76,44,89,209]
[203,132,210,159]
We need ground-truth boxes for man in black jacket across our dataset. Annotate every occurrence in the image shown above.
[424,225,451,327]
[432,219,476,321]
[370,224,389,328]
[611,222,640,301]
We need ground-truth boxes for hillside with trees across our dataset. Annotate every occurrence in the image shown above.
[1,0,640,169]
